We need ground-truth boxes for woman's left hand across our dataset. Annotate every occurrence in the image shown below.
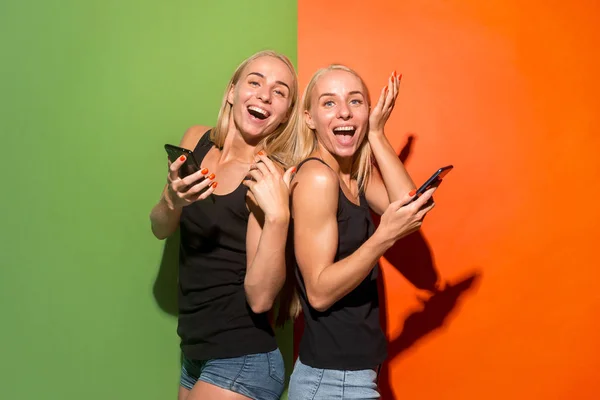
[243,152,295,222]
[369,71,402,137]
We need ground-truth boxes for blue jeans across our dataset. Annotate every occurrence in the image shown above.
[180,348,285,400]
[288,357,380,400]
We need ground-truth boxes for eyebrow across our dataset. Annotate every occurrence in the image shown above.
[319,90,364,99]
[247,72,290,91]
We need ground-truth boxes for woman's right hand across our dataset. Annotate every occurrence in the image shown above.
[376,187,437,245]
[242,152,294,222]
[163,155,217,210]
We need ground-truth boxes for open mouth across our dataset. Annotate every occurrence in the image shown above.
[332,126,356,136]
[247,105,270,120]
[332,126,357,145]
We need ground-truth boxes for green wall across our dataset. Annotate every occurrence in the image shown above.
[0,1,297,399]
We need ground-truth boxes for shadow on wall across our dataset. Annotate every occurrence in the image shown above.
[153,230,180,317]
[377,264,482,399]
[152,231,184,370]
[375,134,483,399]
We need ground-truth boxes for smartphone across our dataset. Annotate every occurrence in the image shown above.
[164,144,201,178]
[409,165,454,203]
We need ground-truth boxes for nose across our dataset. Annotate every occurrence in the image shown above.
[337,103,352,120]
[257,87,271,104]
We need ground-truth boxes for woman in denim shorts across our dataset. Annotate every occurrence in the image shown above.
[150,50,299,400]
[287,65,437,399]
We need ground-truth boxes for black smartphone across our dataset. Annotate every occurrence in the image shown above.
[164,144,201,178]
[408,165,454,203]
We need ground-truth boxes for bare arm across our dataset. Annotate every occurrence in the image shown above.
[149,125,213,239]
[293,161,435,312]
[365,73,416,215]
[244,200,290,314]
[243,153,295,313]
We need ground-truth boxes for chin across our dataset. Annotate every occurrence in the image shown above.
[240,122,274,141]
[333,146,359,159]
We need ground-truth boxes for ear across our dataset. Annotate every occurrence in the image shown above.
[227,84,235,105]
[304,109,315,130]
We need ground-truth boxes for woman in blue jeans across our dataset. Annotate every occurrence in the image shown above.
[288,65,438,399]
[150,50,299,400]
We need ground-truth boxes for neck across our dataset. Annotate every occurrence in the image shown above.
[220,119,262,164]
[316,143,355,185]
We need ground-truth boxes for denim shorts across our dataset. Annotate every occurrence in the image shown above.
[288,357,380,400]
[180,348,285,400]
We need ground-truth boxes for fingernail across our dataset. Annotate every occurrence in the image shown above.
[211,182,218,188]
[409,189,417,196]
[393,70,397,78]
[384,85,388,92]
[258,151,265,156]
[398,73,403,80]
[291,167,297,173]
[208,173,215,180]
[179,155,186,162]
[201,168,208,174]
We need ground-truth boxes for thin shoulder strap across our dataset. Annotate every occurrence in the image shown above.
[295,157,333,173]
[191,128,214,162]
[196,129,213,148]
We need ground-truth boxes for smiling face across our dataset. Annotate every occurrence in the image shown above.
[227,55,295,142]
[304,69,370,159]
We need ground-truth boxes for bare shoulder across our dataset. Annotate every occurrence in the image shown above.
[292,159,339,203]
[179,125,212,150]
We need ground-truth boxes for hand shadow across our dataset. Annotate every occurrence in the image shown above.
[153,230,180,317]
[372,134,482,399]
[377,270,481,399]
[390,272,481,352]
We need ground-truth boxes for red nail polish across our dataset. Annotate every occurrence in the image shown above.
[393,70,397,77]
[208,173,215,180]
[258,151,265,156]
[211,182,218,188]
[409,189,417,196]
[179,155,186,162]
[384,85,388,92]
[398,73,403,80]
[201,168,208,174]
[291,167,297,173]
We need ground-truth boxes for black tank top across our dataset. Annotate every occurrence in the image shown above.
[177,132,276,360]
[294,158,387,370]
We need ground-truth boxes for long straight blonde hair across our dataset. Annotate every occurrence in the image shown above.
[278,65,375,323]
[210,50,299,168]
[291,64,373,192]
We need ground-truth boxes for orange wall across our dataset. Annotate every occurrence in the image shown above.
[297,1,600,398]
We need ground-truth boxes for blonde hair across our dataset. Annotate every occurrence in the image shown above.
[292,64,373,192]
[279,65,375,322]
[210,50,299,168]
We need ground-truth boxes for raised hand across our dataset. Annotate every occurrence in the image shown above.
[369,71,402,136]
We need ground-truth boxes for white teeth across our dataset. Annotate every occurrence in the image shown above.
[333,126,355,132]
[248,106,269,117]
